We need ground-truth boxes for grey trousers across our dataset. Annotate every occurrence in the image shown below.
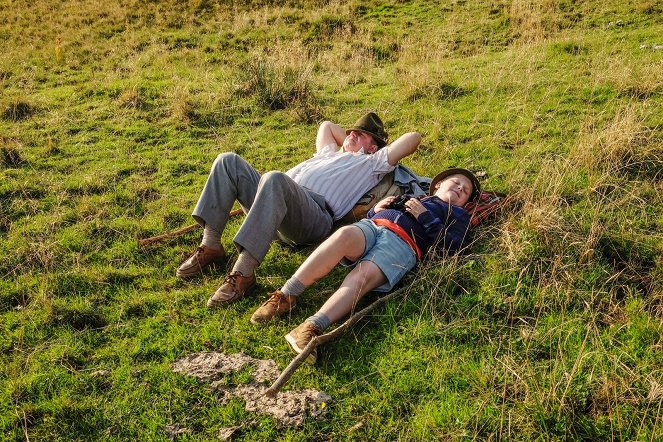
[192,152,333,263]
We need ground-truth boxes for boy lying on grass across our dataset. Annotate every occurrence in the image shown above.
[249,168,481,364]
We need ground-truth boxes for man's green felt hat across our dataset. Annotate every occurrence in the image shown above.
[346,112,389,148]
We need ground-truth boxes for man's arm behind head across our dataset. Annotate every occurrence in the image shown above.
[386,132,421,166]
[316,121,346,152]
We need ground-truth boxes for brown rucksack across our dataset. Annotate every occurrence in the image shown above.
[339,171,405,223]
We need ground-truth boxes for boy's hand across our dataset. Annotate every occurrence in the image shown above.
[405,198,428,219]
[374,196,397,213]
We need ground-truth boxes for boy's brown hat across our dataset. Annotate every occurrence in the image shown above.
[346,112,389,148]
[429,168,481,201]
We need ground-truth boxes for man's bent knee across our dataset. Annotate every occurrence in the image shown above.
[259,170,289,187]
[212,152,242,171]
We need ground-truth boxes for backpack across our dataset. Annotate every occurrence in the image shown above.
[339,172,508,226]
[339,171,405,223]
[464,191,508,227]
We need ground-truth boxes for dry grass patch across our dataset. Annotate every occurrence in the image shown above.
[509,0,560,44]
[2,100,36,122]
[1,138,25,168]
[572,106,662,180]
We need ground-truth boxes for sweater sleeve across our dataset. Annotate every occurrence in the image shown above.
[436,213,470,255]
[417,209,445,247]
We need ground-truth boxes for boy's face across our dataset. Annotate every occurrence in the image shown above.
[434,174,473,206]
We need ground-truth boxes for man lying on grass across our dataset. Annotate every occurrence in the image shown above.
[176,112,421,309]
[249,168,481,364]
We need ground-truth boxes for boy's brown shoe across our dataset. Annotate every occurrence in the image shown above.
[285,321,321,364]
[176,245,225,278]
[207,271,256,308]
[250,291,296,324]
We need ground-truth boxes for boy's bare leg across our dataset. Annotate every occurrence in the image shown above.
[284,260,386,364]
[317,260,387,324]
[293,225,366,286]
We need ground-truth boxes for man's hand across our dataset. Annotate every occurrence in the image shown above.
[404,198,428,219]
[373,196,397,213]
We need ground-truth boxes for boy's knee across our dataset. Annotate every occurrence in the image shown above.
[350,261,383,284]
[336,225,361,242]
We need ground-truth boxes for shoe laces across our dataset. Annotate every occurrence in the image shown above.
[299,322,320,340]
[223,271,243,286]
[264,291,286,306]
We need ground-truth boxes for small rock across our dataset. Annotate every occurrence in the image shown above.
[349,421,365,432]
[91,369,110,377]
[165,424,191,438]
[217,426,239,440]
[653,44,663,50]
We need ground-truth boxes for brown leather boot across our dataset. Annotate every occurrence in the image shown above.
[250,290,297,324]
[285,321,321,364]
[207,271,256,308]
[176,245,225,278]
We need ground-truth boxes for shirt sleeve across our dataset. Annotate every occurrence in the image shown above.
[369,146,396,174]
[316,142,338,155]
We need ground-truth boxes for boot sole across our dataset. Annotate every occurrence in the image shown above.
[285,333,317,364]
[176,257,226,278]
[206,281,256,308]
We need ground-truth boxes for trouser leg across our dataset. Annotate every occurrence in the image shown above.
[192,152,261,233]
[233,171,333,263]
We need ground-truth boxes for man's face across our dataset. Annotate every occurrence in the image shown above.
[434,174,473,206]
[342,130,378,154]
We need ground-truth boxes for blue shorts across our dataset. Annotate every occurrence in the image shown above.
[342,219,417,292]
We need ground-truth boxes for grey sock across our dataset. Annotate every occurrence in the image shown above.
[281,276,307,297]
[232,250,259,276]
[201,225,222,250]
[306,314,330,332]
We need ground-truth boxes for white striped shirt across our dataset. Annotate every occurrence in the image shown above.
[286,143,394,220]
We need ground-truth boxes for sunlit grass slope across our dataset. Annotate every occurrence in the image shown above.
[1,0,661,440]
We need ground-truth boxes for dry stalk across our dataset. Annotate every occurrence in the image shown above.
[265,286,407,397]
[137,208,243,246]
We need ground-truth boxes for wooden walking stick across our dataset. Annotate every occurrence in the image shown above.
[265,286,407,397]
[137,209,244,246]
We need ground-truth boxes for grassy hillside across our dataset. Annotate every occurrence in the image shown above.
[1,0,661,440]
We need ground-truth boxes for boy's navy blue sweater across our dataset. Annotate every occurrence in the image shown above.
[366,195,471,256]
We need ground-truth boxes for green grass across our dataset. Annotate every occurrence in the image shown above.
[1,0,662,440]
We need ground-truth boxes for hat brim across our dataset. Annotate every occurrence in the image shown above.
[429,168,481,201]
[346,128,388,148]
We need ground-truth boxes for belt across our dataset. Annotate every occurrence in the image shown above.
[371,218,423,261]
[302,187,334,220]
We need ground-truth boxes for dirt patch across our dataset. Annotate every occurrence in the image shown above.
[173,351,280,382]
[173,352,331,427]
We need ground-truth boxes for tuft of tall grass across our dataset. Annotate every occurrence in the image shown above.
[168,86,196,123]
[1,140,25,168]
[572,107,662,180]
[2,100,36,121]
[509,0,560,43]
[235,53,322,121]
